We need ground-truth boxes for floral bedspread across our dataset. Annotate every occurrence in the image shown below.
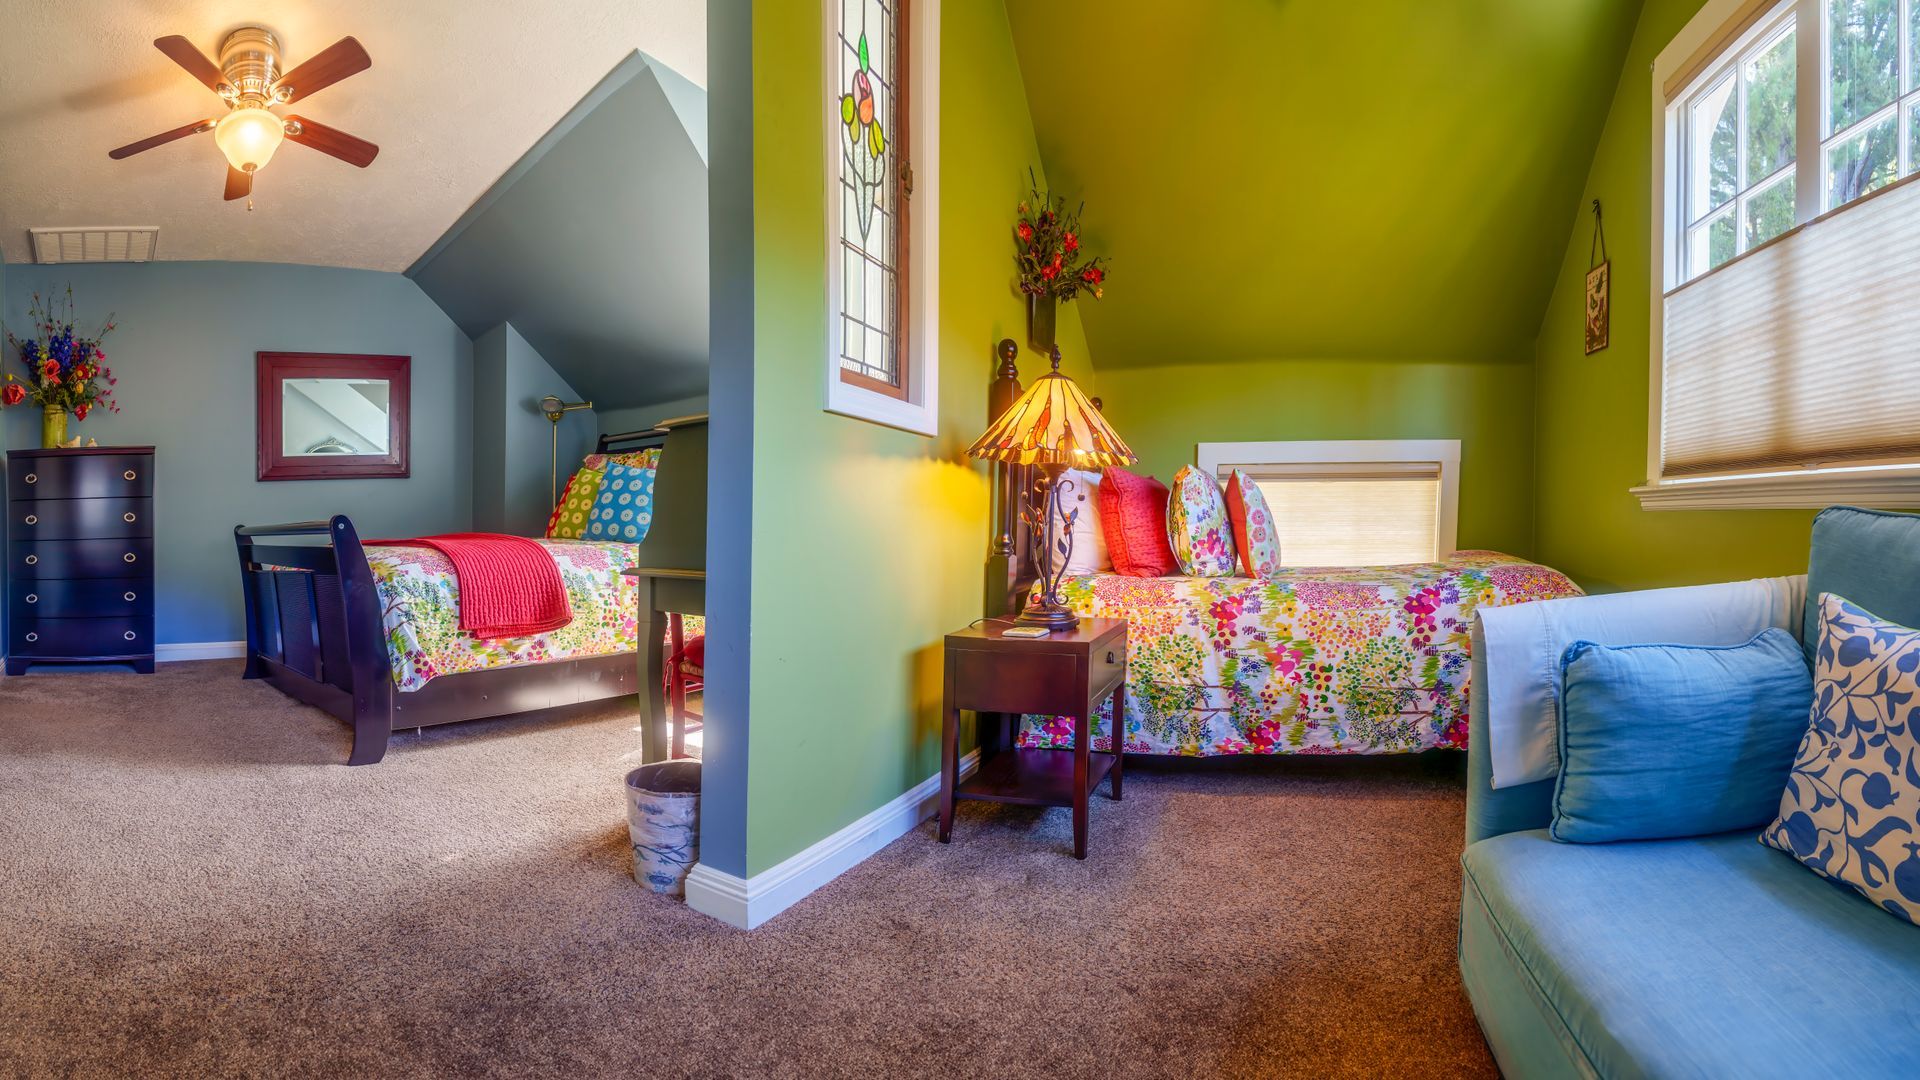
[368,540,642,692]
[1021,551,1581,756]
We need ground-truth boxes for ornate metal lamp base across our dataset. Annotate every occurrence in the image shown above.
[1015,596,1080,631]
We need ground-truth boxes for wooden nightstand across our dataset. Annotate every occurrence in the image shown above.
[939,617,1127,858]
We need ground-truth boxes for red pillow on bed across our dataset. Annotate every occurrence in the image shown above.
[1099,467,1178,577]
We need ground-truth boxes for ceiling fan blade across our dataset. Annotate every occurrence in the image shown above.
[274,37,371,104]
[108,119,215,159]
[283,116,378,168]
[224,166,253,202]
[153,36,229,95]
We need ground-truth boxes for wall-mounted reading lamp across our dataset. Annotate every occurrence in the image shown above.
[540,395,593,507]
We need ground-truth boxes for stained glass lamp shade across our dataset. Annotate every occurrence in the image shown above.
[966,350,1135,629]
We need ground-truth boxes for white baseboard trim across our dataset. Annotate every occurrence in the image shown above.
[156,641,247,662]
[686,747,980,930]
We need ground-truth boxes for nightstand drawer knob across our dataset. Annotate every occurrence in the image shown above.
[24,594,37,604]
[24,632,37,643]
[1108,651,1117,664]
[23,555,36,566]
[124,512,137,523]
[124,631,138,642]
[124,591,137,602]
[123,552,137,563]
[23,514,35,525]
[123,470,137,481]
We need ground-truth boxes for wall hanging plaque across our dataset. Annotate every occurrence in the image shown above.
[1585,198,1609,355]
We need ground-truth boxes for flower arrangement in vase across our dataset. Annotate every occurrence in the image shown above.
[1013,170,1109,351]
[3,287,121,448]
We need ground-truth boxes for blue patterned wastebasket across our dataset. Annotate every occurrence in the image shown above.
[624,762,700,896]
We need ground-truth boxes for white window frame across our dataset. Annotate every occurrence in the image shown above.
[1645,0,1920,509]
[822,0,941,437]
[1194,439,1460,559]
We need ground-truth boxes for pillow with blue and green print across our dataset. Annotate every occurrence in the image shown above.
[583,460,656,544]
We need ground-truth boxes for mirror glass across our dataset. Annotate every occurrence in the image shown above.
[280,377,392,456]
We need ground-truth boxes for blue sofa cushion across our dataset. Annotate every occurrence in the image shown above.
[1461,830,1920,1078]
[1804,506,1920,662]
[1763,593,1920,923]
[1552,629,1812,843]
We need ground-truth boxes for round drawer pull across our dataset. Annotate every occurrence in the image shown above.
[23,473,35,484]
[23,555,37,566]
[123,470,137,481]
[23,514,36,525]
[124,591,137,602]
[24,632,37,643]
[24,594,37,604]
[123,552,137,563]
[124,512,137,523]
[124,631,138,642]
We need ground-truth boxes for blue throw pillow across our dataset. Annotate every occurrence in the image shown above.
[1763,594,1920,924]
[1552,629,1812,843]
[1804,506,1920,663]
[584,460,655,544]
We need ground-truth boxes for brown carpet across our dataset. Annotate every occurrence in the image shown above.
[0,661,1495,1079]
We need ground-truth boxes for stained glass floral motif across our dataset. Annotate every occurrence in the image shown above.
[840,29,888,239]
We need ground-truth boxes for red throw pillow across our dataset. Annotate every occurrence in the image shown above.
[1224,470,1282,578]
[1099,467,1178,577]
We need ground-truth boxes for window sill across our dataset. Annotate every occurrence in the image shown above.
[1632,469,1920,510]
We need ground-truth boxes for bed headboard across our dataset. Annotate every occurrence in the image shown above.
[595,426,671,455]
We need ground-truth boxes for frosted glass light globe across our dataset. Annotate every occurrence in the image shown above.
[214,108,285,172]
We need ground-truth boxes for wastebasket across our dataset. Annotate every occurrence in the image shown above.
[625,761,700,896]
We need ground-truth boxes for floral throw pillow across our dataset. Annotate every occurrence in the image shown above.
[547,468,603,539]
[1224,470,1281,578]
[584,461,657,544]
[1167,465,1238,577]
[1762,593,1920,923]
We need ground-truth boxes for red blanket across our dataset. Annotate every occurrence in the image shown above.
[367,533,573,638]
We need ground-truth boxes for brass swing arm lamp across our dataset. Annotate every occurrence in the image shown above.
[540,395,593,507]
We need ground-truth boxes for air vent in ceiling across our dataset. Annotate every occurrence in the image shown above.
[30,227,160,264]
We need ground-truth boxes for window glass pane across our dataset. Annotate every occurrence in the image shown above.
[1745,173,1797,247]
[834,0,903,388]
[1690,208,1739,274]
[1825,112,1898,206]
[1691,75,1739,218]
[1910,100,1920,176]
[1744,26,1797,183]
[1828,0,1899,134]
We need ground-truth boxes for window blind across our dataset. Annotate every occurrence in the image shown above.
[1662,175,1920,478]
[1231,461,1441,567]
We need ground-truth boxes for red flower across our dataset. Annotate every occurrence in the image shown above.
[1,383,23,406]
[1080,266,1105,285]
[1016,222,1034,242]
[1041,263,1059,281]
[41,358,60,379]
[852,70,875,125]
[1064,231,1079,253]
[74,403,90,421]
[1049,252,1063,272]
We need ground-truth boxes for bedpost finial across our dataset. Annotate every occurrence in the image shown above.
[1049,345,1062,373]
[996,338,1019,380]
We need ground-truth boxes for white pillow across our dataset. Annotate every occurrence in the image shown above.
[1051,468,1110,574]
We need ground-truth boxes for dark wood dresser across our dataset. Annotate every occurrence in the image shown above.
[6,447,156,675]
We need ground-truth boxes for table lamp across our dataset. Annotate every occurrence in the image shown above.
[966,346,1135,630]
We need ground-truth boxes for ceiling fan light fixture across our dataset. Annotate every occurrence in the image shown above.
[214,107,285,173]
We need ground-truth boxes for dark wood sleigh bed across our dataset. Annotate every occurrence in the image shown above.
[234,426,679,766]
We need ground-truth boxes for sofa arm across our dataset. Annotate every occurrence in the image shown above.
[1466,618,1555,846]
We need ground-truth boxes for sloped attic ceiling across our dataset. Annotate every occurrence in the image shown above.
[409,54,707,410]
[1006,0,1644,368]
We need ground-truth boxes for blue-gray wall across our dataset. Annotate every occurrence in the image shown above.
[472,322,595,535]
[1,262,474,646]
[597,394,709,439]
[410,52,709,412]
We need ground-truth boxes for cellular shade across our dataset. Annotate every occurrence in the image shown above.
[1662,175,1920,478]
[1237,462,1441,567]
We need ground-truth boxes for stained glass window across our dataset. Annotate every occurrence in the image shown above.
[835,0,910,399]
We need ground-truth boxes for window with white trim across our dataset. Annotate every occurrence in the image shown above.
[1648,0,1920,508]
[1196,441,1460,567]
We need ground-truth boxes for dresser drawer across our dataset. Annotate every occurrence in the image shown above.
[11,538,153,580]
[7,453,153,501]
[8,616,151,659]
[11,497,152,540]
[10,579,153,622]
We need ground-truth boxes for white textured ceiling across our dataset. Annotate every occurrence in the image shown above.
[0,0,704,271]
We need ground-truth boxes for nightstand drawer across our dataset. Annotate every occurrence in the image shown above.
[11,497,153,540]
[949,649,1083,716]
[8,616,151,659]
[11,579,153,622]
[11,538,152,580]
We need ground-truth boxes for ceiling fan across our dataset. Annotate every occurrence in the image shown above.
[108,27,378,205]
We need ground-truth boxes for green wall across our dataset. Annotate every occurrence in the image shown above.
[1097,357,1536,557]
[1530,0,1815,592]
[741,0,1094,875]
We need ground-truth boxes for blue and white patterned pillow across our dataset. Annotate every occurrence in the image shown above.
[1762,593,1920,923]
[584,460,656,544]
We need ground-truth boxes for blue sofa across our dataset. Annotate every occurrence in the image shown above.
[1460,507,1920,1078]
